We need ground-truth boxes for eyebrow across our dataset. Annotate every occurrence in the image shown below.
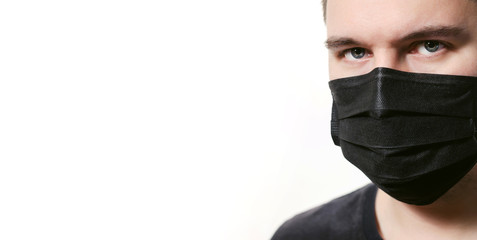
[325,25,466,50]
[325,37,362,49]
[400,25,465,42]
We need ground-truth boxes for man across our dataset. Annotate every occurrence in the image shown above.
[272,0,477,239]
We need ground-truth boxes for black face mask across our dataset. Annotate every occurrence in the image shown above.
[329,67,477,205]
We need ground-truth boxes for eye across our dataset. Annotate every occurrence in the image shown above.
[343,48,369,60]
[415,41,446,56]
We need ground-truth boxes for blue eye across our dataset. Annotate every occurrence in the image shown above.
[416,41,445,56]
[344,48,367,60]
[424,41,440,52]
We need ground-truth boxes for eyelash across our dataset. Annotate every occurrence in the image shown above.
[337,40,451,59]
[409,40,449,55]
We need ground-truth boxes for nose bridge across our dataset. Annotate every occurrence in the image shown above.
[373,48,405,71]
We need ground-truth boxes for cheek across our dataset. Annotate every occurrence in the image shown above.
[440,53,477,77]
[406,50,477,77]
[328,55,342,80]
[328,57,343,80]
[444,46,477,77]
[328,56,374,80]
[451,64,477,77]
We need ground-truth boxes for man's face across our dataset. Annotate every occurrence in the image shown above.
[326,0,477,80]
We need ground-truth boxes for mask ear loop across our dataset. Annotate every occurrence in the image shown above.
[331,101,340,146]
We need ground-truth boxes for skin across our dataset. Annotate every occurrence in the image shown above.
[325,0,477,239]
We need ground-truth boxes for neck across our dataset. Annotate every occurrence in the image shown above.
[375,166,477,240]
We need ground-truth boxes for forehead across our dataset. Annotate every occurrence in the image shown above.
[326,0,477,40]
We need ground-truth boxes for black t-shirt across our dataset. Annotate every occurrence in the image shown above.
[271,184,383,240]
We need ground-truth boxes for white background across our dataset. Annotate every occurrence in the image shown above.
[0,0,369,239]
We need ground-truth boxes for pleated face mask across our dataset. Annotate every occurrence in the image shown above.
[329,67,477,205]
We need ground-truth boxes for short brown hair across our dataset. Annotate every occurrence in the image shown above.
[322,0,327,22]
